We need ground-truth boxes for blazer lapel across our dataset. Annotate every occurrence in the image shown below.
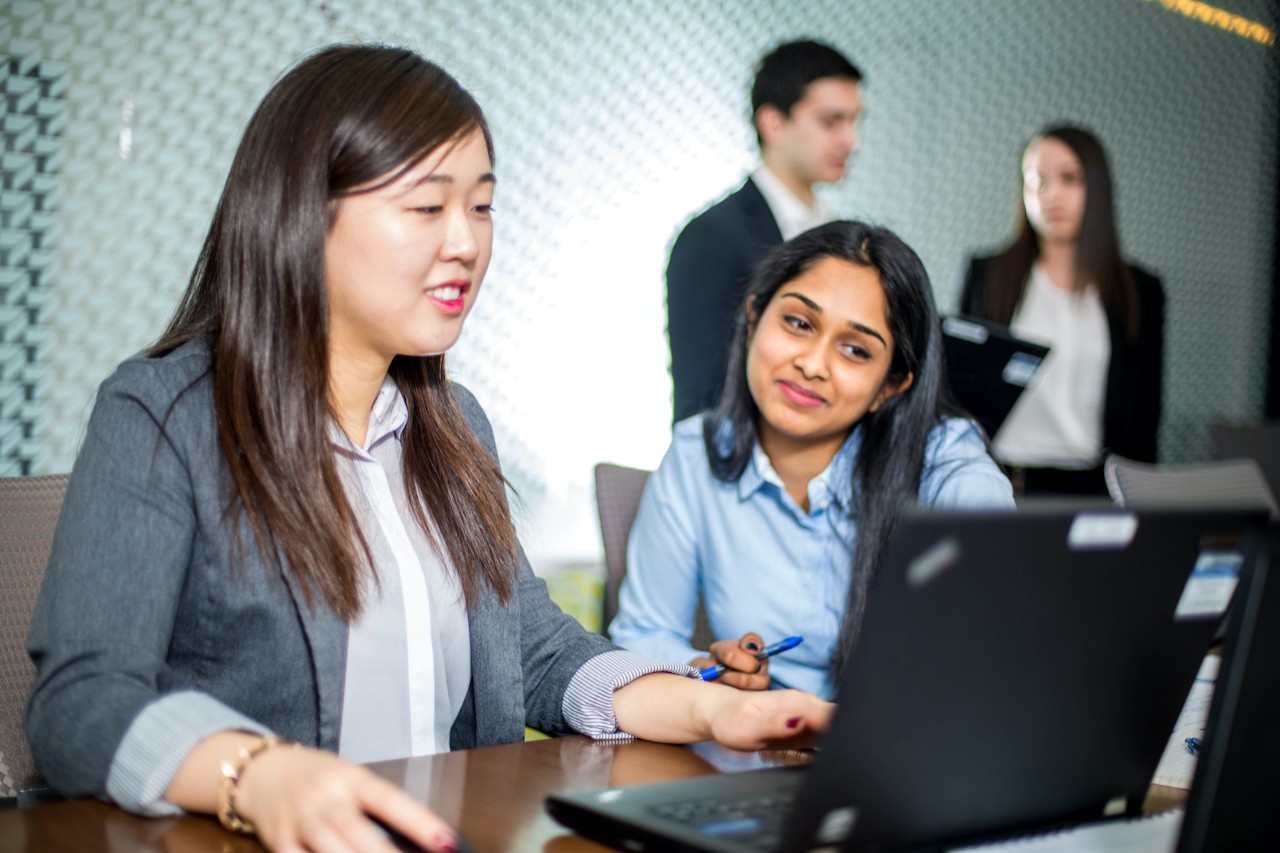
[277,549,349,751]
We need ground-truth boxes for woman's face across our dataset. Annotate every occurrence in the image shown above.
[1022,136,1086,246]
[746,255,912,455]
[324,129,494,370]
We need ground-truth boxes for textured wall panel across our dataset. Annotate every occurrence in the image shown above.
[0,56,62,476]
[1,0,1276,563]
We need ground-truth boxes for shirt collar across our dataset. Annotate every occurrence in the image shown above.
[752,165,832,240]
[329,374,409,457]
[737,424,862,513]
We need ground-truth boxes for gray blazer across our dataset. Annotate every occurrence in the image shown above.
[26,340,614,799]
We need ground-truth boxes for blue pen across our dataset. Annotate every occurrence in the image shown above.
[700,636,804,681]
[1185,736,1202,755]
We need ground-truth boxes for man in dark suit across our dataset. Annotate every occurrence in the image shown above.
[666,40,863,422]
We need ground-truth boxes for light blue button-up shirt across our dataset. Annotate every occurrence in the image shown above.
[610,415,1015,699]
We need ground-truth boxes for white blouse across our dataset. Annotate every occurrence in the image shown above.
[994,265,1111,469]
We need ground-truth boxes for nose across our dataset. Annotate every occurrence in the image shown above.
[844,120,859,153]
[793,345,828,381]
[440,207,480,264]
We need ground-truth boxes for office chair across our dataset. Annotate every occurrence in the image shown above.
[593,463,713,649]
[1103,454,1279,520]
[1212,422,1280,505]
[0,473,68,805]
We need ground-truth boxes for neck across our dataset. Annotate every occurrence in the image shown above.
[757,421,848,513]
[328,346,392,448]
[1036,239,1079,290]
[761,156,816,206]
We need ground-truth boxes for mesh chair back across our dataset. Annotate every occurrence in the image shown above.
[1104,455,1279,520]
[0,474,68,802]
[594,463,651,633]
[593,463,714,648]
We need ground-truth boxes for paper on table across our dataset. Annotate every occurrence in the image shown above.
[948,808,1182,852]
[1151,654,1219,788]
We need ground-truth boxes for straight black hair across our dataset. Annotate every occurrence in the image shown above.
[704,221,958,674]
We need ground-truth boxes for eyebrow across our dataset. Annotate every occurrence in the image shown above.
[779,291,888,348]
[398,171,497,193]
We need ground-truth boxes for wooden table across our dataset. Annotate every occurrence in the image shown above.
[0,736,1186,852]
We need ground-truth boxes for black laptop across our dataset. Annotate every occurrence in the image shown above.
[547,506,1262,852]
[1175,525,1279,851]
[940,316,1049,439]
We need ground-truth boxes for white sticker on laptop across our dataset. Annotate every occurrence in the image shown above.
[815,806,857,845]
[1174,550,1242,621]
[907,537,960,587]
[1067,512,1138,550]
[942,317,988,343]
[1002,352,1043,387]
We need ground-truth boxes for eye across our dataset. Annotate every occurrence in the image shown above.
[473,204,495,216]
[840,342,872,361]
[415,205,444,215]
[783,314,813,332]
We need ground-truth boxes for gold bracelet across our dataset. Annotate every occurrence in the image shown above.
[216,734,298,835]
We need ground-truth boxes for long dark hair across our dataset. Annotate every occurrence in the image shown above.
[150,44,516,619]
[982,124,1138,338]
[704,221,956,673]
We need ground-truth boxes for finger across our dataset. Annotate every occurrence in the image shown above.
[738,632,765,655]
[763,692,835,736]
[360,775,461,853]
[291,817,362,853]
[715,672,771,691]
[330,810,405,853]
[710,641,761,675]
[689,656,717,672]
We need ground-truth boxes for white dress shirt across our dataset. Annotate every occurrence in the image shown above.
[752,165,833,239]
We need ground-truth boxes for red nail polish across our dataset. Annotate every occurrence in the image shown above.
[786,716,802,729]
[435,833,458,853]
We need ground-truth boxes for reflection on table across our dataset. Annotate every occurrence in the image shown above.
[0,735,1180,853]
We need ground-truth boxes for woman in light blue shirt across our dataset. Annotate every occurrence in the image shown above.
[612,222,1014,698]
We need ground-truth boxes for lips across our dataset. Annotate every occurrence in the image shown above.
[426,280,469,315]
[777,380,826,407]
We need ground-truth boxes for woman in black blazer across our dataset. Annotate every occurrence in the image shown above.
[960,125,1164,496]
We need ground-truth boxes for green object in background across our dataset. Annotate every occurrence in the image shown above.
[526,565,605,742]
[542,565,605,635]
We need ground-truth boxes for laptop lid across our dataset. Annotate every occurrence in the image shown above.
[940,316,1049,439]
[1176,526,1279,852]
[547,506,1260,853]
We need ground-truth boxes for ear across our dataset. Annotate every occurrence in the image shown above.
[744,299,761,339]
[755,104,788,148]
[869,371,914,413]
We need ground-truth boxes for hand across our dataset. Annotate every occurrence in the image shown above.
[688,632,770,691]
[234,744,460,852]
[695,687,833,752]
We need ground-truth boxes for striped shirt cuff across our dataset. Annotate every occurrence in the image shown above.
[105,690,271,816]
[562,650,700,742]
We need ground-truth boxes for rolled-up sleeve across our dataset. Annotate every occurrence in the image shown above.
[106,691,270,815]
[562,651,700,741]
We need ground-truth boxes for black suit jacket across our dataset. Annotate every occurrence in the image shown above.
[959,255,1165,463]
[666,178,783,423]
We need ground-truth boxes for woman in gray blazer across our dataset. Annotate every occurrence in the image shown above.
[25,45,830,853]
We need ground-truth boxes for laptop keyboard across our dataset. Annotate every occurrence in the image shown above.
[650,789,795,849]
